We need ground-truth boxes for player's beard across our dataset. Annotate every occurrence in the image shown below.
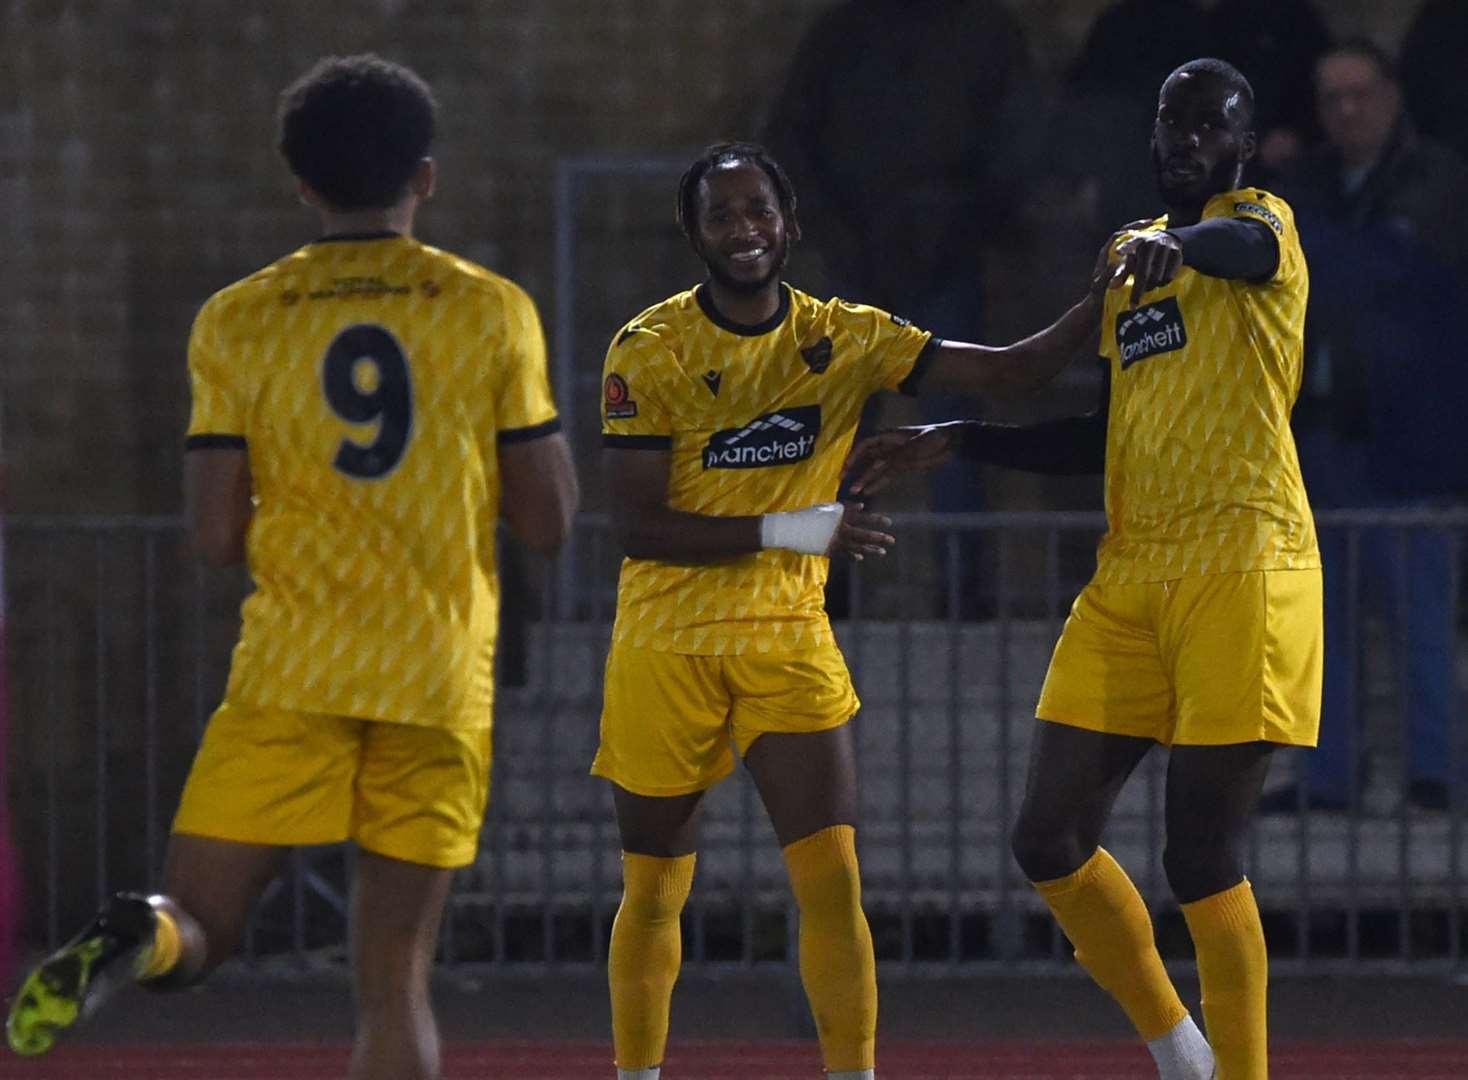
[1153,144,1240,210]
[703,235,789,295]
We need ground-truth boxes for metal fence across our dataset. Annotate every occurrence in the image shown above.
[4,510,1467,977]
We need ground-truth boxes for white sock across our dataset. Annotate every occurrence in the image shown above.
[827,1072,875,1080]
[1146,1014,1214,1080]
[617,1070,659,1080]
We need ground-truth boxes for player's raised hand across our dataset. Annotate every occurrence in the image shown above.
[825,501,895,561]
[1092,220,1157,301]
[1114,229,1184,308]
[844,424,960,497]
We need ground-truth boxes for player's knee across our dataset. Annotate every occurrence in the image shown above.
[790,854,862,913]
[1010,816,1075,883]
[1161,841,1241,903]
[783,825,863,918]
[619,852,695,923]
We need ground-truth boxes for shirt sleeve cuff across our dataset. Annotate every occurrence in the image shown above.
[897,336,943,396]
[497,416,562,445]
[184,434,247,450]
[602,433,673,449]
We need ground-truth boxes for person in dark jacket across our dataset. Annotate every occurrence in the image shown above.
[1264,39,1468,813]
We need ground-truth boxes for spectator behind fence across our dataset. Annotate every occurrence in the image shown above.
[1399,0,1468,167]
[763,0,1036,616]
[1263,39,1468,814]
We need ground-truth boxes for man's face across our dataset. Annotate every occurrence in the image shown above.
[692,162,790,294]
[1150,72,1255,209]
[1316,53,1401,166]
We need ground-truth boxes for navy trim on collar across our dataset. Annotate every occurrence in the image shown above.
[313,230,404,244]
[694,282,791,337]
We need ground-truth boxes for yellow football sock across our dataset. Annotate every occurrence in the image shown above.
[1032,848,1188,1041]
[608,852,695,1071]
[783,825,876,1073]
[1182,879,1268,1080]
[136,905,181,980]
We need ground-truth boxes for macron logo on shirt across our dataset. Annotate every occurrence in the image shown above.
[1117,297,1188,368]
[703,405,821,469]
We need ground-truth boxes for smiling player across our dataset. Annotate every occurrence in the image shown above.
[592,141,1125,1080]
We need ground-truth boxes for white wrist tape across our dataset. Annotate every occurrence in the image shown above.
[759,502,844,555]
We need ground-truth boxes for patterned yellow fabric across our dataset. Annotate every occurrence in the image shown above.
[1096,188,1319,584]
[601,283,933,654]
[186,234,559,729]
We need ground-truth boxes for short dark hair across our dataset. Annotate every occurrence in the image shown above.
[1321,37,1398,83]
[676,142,798,238]
[1163,58,1256,126]
[277,54,438,211]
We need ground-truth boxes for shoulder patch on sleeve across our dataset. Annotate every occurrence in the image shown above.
[604,372,638,419]
[1232,200,1284,235]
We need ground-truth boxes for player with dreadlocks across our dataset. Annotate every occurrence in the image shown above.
[592,141,1124,1080]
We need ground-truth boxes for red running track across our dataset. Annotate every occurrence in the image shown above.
[5,1040,1468,1079]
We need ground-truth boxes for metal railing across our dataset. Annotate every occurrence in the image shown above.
[4,510,1466,975]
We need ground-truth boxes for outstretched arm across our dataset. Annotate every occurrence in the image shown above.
[916,292,1103,399]
[954,371,1109,474]
[907,223,1148,400]
[846,364,1110,495]
[1115,217,1279,306]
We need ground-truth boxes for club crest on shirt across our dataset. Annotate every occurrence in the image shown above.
[702,370,722,396]
[1116,297,1188,368]
[800,337,833,374]
[604,372,638,419]
[703,405,821,469]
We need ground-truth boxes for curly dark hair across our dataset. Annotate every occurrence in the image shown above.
[277,53,438,211]
[675,141,799,239]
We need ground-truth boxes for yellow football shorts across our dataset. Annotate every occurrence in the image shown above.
[1036,568,1322,747]
[172,701,492,868]
[591,638,861,796]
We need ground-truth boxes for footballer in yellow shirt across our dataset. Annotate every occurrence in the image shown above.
[7,55,578,1070]
[847,59,1319,1080]
[594,141,1121,1080]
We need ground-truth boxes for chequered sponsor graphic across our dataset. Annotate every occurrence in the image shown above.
[1116,297,1188,368]
[703,405,820,469]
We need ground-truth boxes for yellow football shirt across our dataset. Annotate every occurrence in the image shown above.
[1095,188,1320,584]
[602,283,935,654]
[186,233,560,729]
